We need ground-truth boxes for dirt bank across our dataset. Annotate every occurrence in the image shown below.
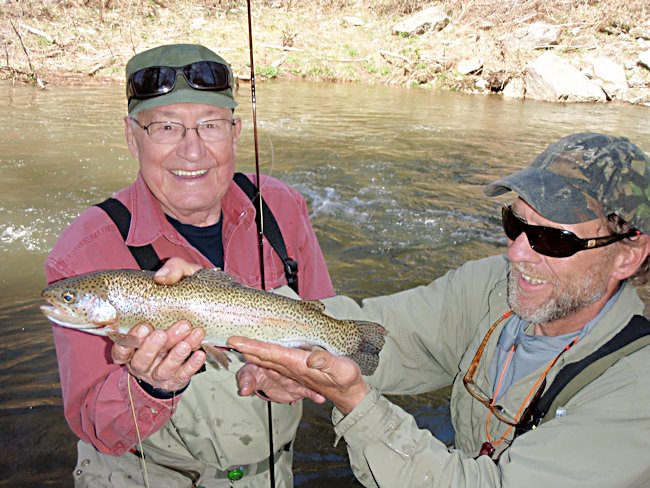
[2,0,649,104]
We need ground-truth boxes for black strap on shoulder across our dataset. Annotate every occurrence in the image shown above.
[233,172,299,294]
[96,198,164,272]
[515,314,650,438]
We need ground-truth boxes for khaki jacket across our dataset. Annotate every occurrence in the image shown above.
[322,255,650,487]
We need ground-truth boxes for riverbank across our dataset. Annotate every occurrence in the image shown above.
[2,0,649,104]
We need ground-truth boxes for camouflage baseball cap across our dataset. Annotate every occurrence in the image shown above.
[125,44,237,115]
[484,132,650,233]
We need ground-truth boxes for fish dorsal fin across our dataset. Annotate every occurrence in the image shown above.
[300,300,326,312]
[185,268,242,287]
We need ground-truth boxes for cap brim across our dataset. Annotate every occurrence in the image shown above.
[484,167,599,225]
[129,87,237,115]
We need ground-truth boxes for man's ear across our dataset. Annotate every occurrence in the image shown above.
[230,117,243,156]
[612,234,650,281]
[124,116,139,159]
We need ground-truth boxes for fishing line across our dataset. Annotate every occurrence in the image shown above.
[127,373,151,488]
[246,1,276,486]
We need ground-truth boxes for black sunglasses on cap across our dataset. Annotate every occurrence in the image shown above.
[501,205,640,258]
[127,61,231,102]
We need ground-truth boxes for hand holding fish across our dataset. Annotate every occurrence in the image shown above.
[41,259,386,403]
[236,362,327,404]
[153,258,328,403]
[111,321,207,393]
[229,337,371,414]
[109,258,207,392]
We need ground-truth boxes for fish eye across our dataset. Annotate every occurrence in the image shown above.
[62,290,76,303]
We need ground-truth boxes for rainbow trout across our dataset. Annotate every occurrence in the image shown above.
[40,268,387,375]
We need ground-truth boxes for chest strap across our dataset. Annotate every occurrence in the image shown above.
[96,198,163,271]
[233,172,299,294]
[514,314,650,438]
[96,172,299,293]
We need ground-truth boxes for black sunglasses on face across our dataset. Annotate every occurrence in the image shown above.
[127,61,231,102]
[501,205,639,258]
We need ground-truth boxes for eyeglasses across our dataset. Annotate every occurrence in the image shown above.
[130,118,236,145]
[463,311,578,428]
[502,205,639,258]
[127,61,231,102]
[463,311,520,426]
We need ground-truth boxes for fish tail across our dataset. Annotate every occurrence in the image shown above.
[344,321,387,376]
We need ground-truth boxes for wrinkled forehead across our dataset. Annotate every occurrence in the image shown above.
[136,103,234,121]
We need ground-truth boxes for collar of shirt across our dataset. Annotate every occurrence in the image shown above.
[489,286,624,399]
[123,172,257,248]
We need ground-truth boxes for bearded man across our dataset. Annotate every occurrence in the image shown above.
[229,132,650,488]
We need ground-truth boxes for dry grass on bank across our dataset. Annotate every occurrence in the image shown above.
[1,0,648,88]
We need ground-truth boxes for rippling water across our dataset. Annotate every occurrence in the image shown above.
[0,80,648,486]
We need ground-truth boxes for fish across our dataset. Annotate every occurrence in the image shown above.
[40,268,387,375]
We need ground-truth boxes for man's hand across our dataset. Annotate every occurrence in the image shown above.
[236,363,326,404]
[153,256,202,285]
[228,337,371,414]
[112,321,206,392]
[111,257,206,392]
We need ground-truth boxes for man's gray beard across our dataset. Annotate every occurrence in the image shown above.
[507,262,609,326]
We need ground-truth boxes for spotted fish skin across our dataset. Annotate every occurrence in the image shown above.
[40,268,387,375]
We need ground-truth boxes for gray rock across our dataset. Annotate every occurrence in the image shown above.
[343,16,365,27]
[629,26,650,41]
[502,78,526,98]
[563,34,598,50]
[525,52,607,102]
[393,6,449,36]
[501,22,561,50]
[591,56,628,98]
[639,49,650,70]
[457,57,483,75]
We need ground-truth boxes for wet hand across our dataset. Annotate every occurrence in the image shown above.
[236,363,326,404]
[112,321,206,393]
[228,336,370,414]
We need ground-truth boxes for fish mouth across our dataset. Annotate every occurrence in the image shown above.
[39,304,98,329]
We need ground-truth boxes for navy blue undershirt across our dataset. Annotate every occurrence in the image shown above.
[138,213,224,399]
[165,213,225,270]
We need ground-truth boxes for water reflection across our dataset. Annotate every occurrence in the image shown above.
[0,80,648,485]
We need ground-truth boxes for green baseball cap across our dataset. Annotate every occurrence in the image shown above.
[125,43,237,115]
[484,132,650,233]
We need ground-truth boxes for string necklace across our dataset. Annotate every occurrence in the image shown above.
[480,336,579,457]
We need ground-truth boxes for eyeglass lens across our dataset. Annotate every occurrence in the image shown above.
[142,120,234,144]
[129,61,230,100]
[501,205,579,258]
[502,205,639,258]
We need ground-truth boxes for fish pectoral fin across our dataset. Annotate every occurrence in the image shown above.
[106,331,143,349]
[201,344,231,370]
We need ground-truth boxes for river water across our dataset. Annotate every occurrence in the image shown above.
[0,80,648,486]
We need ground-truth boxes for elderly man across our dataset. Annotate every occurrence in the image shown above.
[45,44,334,487]
[230,133,650,487]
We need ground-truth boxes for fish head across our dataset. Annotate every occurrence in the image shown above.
[40,274,118,330]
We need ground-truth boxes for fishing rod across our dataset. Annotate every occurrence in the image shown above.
[245,1,276,487]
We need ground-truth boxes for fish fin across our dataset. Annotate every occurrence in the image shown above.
[106,331,143,349]
[299,300,326,312]
[201,344,231,370]
[187,268,245,288]
[342,321,388,376]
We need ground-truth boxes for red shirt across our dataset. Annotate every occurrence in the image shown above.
[45,172,334,455]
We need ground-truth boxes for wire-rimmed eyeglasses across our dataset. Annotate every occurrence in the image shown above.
[129,117,236,145]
